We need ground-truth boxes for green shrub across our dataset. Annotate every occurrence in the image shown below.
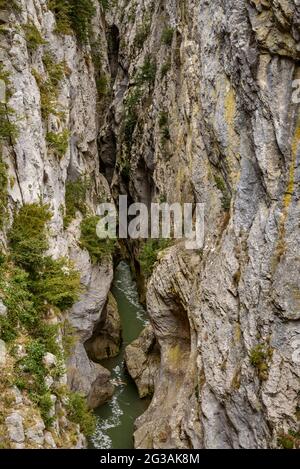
[158,111,170,144]
[161,59,171,78]
[62,320,77,358]
[0,104,19,143]
[138,239,171,278]
[49,0,96,43]
[161,126,170,142]
[21,340,46,382]
[96,74,109,97]
[66,391,96,436]
[35,321,60,356]
[19,340,48,402]
[120,159,131,180]
[0,158,8,228]
[49,0,72,35]
[80,216,116,263]
[278,430,300,449]
[9,203,52,272]
[67,0,95,42]
[20,340,55,427]
[33,54,66,120]
[161,27,174,46]
[159,111,168,128]
[23,23,47,51]
[0,262,38,342]
[99,0,110,10]
[0,65,19,141]
[31,257,81,311]
[64,177,90,228]
[250,343,273,381]
[123,87,143,148]
[121,56,156,151]
[134,21,151,49]
[0,0,20,10]
[214,175,231,211]
[38,392,55,428]
[32,69,59,119]
[135,55,157,86]
[46,129,69,158]
[42,52,66,86]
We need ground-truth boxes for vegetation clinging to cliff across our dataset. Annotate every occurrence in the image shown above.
[49,0,97,42]
[46,130,70,158]
[9,203,52,271]
[0,203,83,430]
[161,27,174,46]
[66,391,96,436]
[23,23,47,51]
[80,216,116,262]
[0,157,8,230]
[64,177,90,228]
[138,239,171,279]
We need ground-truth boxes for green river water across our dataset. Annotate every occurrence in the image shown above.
[90,262,150,449]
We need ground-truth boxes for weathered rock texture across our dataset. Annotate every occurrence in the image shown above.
[101,0,300,449]
[125,324,160,398]
[85,292,122,362]
[86,365,115,410]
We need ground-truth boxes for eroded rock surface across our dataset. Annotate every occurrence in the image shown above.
[85,292,122,362]
[0,0,114,447]
[125,324,160,399]
[102,0,300,450]
[87,365,115,410]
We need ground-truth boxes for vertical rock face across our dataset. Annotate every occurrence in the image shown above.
[85,292,122,362]
[101,0,300,449]
[124,324,160,399]
[0,0,114,447]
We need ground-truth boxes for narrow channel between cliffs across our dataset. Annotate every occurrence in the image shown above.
[90,262,150,449]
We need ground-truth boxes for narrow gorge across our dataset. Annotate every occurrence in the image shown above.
[0,0,300,451]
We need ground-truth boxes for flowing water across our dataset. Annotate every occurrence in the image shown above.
[90,262,150,449]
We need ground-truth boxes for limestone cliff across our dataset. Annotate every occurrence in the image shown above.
[0,0,114,448]
[102,0,300,450]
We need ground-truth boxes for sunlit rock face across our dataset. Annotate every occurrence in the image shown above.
[0,0,113,447]
[104,0,300,449]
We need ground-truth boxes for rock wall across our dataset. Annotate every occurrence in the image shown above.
[0,0,114,447]
[104,0,300,449]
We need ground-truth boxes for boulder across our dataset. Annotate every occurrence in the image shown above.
[67,259,114,397]
[125,325,160,398]
[0,339,7,366]
[44,431,56,448]
[11,386,23,405]
[87,365,114,409]
[0,300,7,317]
[43,352,57,368]
[85,292,122,362]
[25,421,45,445]
[67,343,104,396]
[5,413,25,443]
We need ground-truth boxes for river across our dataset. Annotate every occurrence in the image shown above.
[90,262,150,449]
